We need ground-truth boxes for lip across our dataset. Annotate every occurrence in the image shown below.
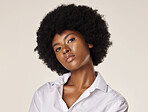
[65,54,75,63]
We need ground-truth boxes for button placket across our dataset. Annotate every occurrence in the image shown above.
[57,85,69,112]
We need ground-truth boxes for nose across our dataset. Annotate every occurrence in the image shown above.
[63,46,71,54]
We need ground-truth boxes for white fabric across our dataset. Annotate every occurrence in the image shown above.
[29,71,128,112]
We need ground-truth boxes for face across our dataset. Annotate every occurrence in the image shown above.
[52,30,93,71]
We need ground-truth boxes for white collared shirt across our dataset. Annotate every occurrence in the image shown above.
[29,71,128,112]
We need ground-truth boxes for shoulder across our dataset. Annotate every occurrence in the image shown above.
[29,81,60,112]
[106,86,125,100]
[32,82,58,105]
[33,73,68,97]
[35,82,56,96]
[104,85,129,111]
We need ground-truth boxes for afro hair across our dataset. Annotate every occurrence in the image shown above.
[34,4,112,75]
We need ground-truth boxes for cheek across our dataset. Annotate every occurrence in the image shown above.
[74,42,90,57]
[56,53,63,62]
[55,52,66,66]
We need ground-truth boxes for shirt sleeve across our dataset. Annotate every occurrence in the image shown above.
[29,91,40,112]
[107,98,129,112]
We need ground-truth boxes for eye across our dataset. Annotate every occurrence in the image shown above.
[55,47,61,52]
[67,38,75,43]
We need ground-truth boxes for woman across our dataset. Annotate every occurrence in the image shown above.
[29,4,128,112]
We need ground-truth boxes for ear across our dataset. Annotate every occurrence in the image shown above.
[88,43,93,48]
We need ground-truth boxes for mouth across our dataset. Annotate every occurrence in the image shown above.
[65,54,75,63]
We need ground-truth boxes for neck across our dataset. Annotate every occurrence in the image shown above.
[65,61,96,90]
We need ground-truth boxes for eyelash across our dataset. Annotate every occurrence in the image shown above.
[67,38,75,43]
[55,38,75,52]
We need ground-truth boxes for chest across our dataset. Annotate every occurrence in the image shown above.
[62,87,86,109]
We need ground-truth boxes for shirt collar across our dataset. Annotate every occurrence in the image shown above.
[52,71,108,93]
[90,71,108,93]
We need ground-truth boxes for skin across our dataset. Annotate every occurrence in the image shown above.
[52,30,96,108]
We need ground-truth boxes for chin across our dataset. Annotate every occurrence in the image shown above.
[64,61,83,72]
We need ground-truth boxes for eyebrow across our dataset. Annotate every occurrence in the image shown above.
[52,33,74,48]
